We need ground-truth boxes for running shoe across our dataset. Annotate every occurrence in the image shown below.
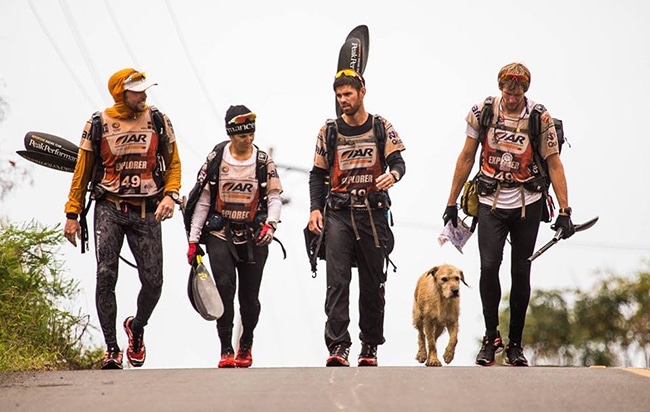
[326,344,350,367]
[123,316,146,367]
[219,349,236,368]
[475,331,504,366]
[358,342,378,367]
[505,341,529,367]
[234,343,253,368]
[101,349,123,370]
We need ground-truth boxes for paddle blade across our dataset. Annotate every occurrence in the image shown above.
[344,25,369,74]
[24,131,78,158]
[335,26,370,117]
[16,150,76,173]
[188,260,224,321]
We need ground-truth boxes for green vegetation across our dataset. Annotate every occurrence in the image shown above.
[499,265,650,367]
[0,220,102,371]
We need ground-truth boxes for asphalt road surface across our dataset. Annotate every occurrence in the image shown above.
[1,366,649,411]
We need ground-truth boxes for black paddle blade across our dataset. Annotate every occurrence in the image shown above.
[16,150,76,173]
[24,131,78,158]
[335,25,370,117]
[344,25,369,74]
[22,131,78,172]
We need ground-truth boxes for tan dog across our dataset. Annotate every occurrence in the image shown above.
[413,264,468,366]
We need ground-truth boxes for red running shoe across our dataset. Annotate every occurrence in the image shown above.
[326,344,350,367]
[101,349,123,370]
[358,343,378,367]
[123,316,146,367]
[219,349,236,368]
[234,344,253,368]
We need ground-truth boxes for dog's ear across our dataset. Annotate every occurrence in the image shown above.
[460,270,469,287]
[427,266,439,277]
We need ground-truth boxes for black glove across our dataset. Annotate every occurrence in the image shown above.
[551,214,575,239]
[443,205,458,228]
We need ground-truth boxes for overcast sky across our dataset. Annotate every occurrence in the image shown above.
[1,0,649,368]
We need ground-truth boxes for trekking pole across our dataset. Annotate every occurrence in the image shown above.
[528,216,599,262]
[528,228,563,262]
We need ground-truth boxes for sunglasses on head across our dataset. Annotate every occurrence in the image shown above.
[499,73,529,83]
[335,69,365,86]
[124,71,146,85]
[228,112,256,125]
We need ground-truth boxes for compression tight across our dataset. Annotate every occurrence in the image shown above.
[94,199,163,349]
[205,236,268,352]
[477,199,542,343]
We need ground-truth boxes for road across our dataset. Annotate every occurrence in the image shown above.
[1,366,649,411]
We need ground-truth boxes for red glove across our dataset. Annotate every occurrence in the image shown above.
[256,223,275,246]
[187,242,204,264]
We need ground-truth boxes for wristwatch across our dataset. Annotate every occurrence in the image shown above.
[559,207,572,216]
[165,191,180,202]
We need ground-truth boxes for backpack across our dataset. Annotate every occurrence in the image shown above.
[78,107,169,256]
[306,115,395,276]
[182,141,269,244]
[478,97,566,222]
[326,114,388,171]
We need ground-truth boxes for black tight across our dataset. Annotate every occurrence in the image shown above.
[477,199,542,343]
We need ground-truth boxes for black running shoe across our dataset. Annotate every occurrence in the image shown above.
[475,331,504,366]
[326,344,350,367]
[358,343,378,367]
[101,349,123,370]
[505,342,529,367]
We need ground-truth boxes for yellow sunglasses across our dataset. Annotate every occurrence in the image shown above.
[335,69,365,86]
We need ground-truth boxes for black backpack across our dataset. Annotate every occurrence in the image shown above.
[478,96,566,189]
[182,141,269,244]
[79,107,170,256]
[305,115,394,276]
[325,114,388,171]
[478,97,567,222]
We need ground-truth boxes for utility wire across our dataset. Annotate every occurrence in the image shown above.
[100,0,204,163]
[27,0,100,108]
[58,0,108,107]
[103,0,142,69]
[163,0,222,122]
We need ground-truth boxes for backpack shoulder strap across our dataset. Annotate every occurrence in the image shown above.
[91,111,103,156]
[255,146,269,211]
[183,141,228,236]
[372,114,387,170]
[149,106,169,150]
[325,118,338,169]
[478,96,494,144]
[528,103,546,153]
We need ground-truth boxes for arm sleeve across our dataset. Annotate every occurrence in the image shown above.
[308,166,328,212]
[266,191,282,223]
[188,185,211,243]
[64,148,95,216]
[386,151,405,181]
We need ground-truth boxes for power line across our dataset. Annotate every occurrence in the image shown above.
[103,0,142,69]
[58,0,107,107]
[27,0,100,108]
[163,0,222,122]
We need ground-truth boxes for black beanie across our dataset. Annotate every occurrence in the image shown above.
[225,105,256,135]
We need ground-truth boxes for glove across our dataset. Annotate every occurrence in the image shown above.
[443,205,458,228]
[256,222,275,246]
[187,242,205,264]
[551,214,575,239]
